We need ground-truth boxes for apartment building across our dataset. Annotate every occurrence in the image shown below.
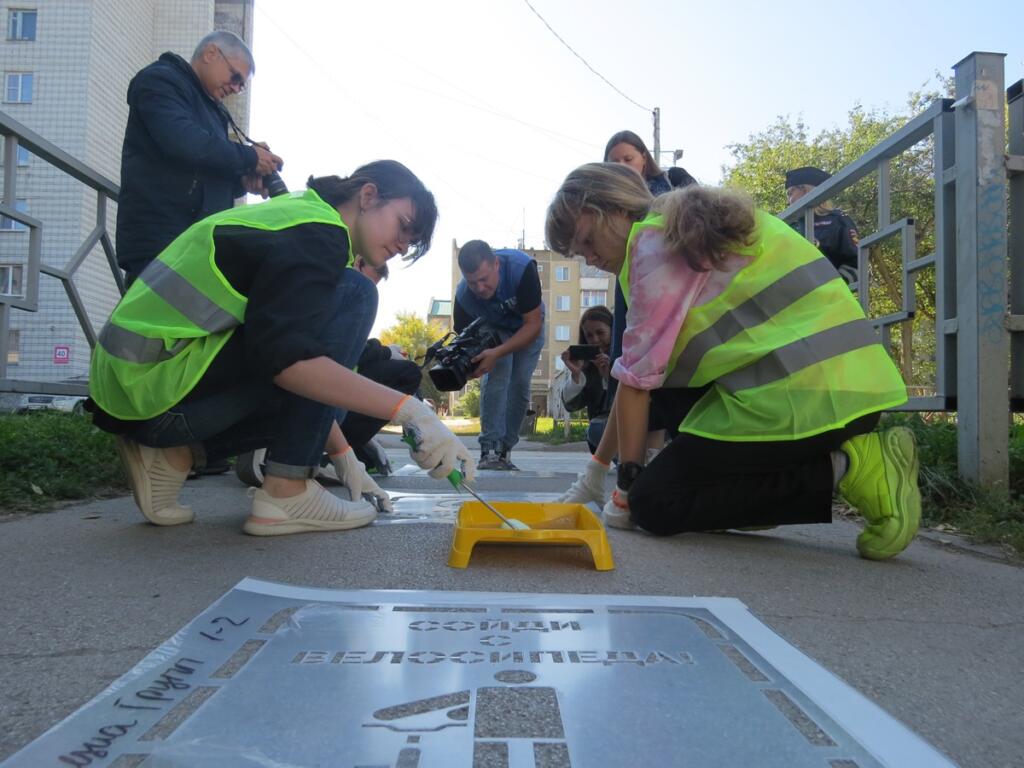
[0,0,252,388]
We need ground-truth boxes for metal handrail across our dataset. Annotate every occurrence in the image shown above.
[0,109,123,395]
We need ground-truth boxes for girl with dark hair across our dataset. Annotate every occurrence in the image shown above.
[604,129,670,195]
[546,162,920,561]
[89,160,472,536]
[560,305,613,453]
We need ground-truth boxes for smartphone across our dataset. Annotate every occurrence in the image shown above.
[567,344,600,361]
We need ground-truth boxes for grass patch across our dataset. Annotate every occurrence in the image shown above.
[0,412,127,513]
[881,413,1024,557]
[530,417,589,445]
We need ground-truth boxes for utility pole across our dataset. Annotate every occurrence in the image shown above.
[652,107,661,165]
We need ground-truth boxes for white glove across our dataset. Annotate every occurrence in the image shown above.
[557,457,610,505]
[602,486,635,530]
[393,396,476,483]
[331,447,393,513]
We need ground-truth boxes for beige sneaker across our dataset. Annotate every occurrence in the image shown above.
[114,436,193,526]
[243,479,377,536]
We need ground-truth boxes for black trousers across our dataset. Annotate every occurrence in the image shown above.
[629,389,879,535]
[340,357,421,449]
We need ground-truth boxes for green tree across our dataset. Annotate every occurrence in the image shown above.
[455,380,481,418]
[720,76,953,389]
[379,311,448,358]
[379,311,450,406]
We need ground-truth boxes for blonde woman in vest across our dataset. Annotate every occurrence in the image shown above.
[546,162,919,560]
[89,161,474,536]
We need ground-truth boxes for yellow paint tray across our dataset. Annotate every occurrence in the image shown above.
[448,501,614,571]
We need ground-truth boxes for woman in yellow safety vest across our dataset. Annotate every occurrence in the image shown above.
[546,162,920,560]
[89,160,473,536]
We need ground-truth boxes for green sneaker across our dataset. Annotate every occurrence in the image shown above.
[838,427,921,560]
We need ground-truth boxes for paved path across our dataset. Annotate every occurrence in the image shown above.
[1,443,1021,766]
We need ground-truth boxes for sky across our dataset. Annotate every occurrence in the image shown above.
[247,0,1024,336]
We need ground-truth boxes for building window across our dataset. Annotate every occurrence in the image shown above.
[0,145,30,167]
[555,266,570,282]
[556,295,571,311]
[554,356,566,371]
[555,325,570,341]
[0,264,24,295]
[581,290,607,308]
[6,329,19,365]
[8,9,36,41]
[4,72,33,103]
[0,199,28,231]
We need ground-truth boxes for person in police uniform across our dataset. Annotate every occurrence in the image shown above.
[785,166,861,284]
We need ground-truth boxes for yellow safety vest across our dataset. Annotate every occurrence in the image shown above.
[618,211,907,441]
[90,189,352,420]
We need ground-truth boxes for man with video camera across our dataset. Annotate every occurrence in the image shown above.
[116,30,283,282]
[454,241,545,470]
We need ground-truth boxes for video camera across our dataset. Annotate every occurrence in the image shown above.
[422,317,501,391]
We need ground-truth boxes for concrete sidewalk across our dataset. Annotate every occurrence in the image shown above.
[0,446,1021,766]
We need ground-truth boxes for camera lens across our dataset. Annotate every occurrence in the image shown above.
[263,171,289,197]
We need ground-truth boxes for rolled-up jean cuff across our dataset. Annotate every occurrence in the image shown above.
[264,460,317,480]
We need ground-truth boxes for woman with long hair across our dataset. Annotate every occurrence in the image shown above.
[604,129,670,196]
[546,162,919,560]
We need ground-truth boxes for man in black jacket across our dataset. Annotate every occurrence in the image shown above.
[116,30,283,280]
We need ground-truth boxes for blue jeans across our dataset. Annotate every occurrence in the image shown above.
[478,330,545,454]
[586,416,607,454]
[124,268,378,479]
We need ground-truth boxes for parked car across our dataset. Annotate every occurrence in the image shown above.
[15,394,87,414]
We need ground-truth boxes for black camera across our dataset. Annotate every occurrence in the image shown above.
[264,170,288,197]
[423,317,501,391]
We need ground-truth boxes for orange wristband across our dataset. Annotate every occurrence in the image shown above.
[389,394,413,421]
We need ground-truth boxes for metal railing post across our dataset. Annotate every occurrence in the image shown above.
[1008,80,1024,405]
[953,52,1009,486]
[933,108,958,407]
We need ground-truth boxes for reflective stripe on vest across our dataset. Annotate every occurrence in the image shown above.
[664,257,840,387]
[717,317,879,392]
[141,259,239,334]
[97,323,189,364]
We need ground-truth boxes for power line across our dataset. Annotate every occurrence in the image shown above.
[522,0,650,112]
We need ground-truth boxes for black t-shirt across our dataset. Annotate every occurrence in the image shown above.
[453,260,542,332]
[170,221,353,401]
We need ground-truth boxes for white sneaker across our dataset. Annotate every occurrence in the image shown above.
[243,479,376,536]
[602,489,636,530]
[114,436,193,526]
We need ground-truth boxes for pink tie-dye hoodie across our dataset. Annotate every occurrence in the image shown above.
[611,227,751,390]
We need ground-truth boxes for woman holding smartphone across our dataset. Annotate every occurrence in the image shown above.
[560,305,613,453]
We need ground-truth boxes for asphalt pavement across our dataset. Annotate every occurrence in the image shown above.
[0,437,1021,767]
